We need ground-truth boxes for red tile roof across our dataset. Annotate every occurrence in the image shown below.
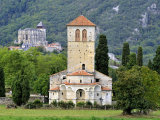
[50,87,60,91]
[67,15,96,26]
[101,87,112,91]
[64,82,97,85]
[67,70,94,76]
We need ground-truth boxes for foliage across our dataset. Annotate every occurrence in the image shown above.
[114,66,160,115]
[126,53,136,69]
[25,102,36,109]
[0,66,5,97]
[76,102,86,108]
[153,46,160,74]
[12,67,30,106]
[122,42,130,66]
[109,68,117,82]
[95,34,109,75]
[137,47,143,66]
[148,59,153,70]
[33,99,43,108]
[33,74,49,97]
[85,101,93,108]
[51,100,58,107]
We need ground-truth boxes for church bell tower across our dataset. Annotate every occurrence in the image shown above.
[67,15,96,74]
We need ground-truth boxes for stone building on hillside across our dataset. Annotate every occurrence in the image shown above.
[17,22,48,47]
[49,16,112,105]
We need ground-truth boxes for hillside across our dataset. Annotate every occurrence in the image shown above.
[0,0,160,63]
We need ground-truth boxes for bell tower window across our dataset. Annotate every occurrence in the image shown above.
[82,64,85,70]
[75,29,80,41]
[82,29,87,41]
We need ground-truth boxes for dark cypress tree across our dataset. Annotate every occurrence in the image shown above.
[148,59,153,70]
[12,69,30,106]
[127,53,136,69]
[95,34,109,75]
[137,47,143,66]
[153,46,160,74]
[0,66,5,97]
[122,42,130,66]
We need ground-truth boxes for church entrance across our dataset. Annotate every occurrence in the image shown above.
[76,89,85,103]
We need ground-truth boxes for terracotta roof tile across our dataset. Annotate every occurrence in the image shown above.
[67,15,96,26]
[67,70,94,76]
[64,82,97,85]
[50,87,60,91]
[101,87,112,91]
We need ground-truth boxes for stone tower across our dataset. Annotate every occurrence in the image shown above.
[67,15,96,74]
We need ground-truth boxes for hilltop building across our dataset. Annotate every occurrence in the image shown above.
[49,16,112,105]
[17,22,48,48]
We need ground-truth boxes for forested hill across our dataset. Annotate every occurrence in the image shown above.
[0,0,160,63]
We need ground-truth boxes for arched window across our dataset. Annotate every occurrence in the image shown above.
[82,29,87,41]
[75,29,80,41]
[82,64,85,70]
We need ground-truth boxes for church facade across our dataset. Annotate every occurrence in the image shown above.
[49,16,112,105]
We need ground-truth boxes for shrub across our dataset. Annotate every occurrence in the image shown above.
[33,99,43,108]
[24,102,36,109]
[51,100,58,107]
[85,101,92,108]
[76,102,85,108]
[58,101,67,109]
[6,104,17,109]
[67,101,75,109]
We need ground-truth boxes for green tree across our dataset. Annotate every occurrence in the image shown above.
[137,47,143,66]
[127,53,136,69]
[153,46,160,74]
[34,74,49,97]
[122,42,130,66]
[114,66,160,115]
[0,66,5,97]
[12,67,30,106]
[148,59,153,70]
[95,34,109,75]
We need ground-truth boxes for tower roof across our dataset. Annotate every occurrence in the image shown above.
[67,15,96,26]
[67,70,94,76]
[37,21,44,28]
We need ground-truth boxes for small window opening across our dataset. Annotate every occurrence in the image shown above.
[91,80,92,83]
[69,80,70,83]
[63,76,66,79]
[106,93,108,96]
[80,91,82,97]
[82,64,85,70]
[96,79,100,82]
[53,93,54,95]
[80,80,82,83]
[97,93,99,96]
[26,35,28,40]
[62,92,63,95]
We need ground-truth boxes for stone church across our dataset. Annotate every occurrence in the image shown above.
[49,15,112,105]
[18,22,48,47]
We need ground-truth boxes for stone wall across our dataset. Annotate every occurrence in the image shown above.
[0,96,46,105]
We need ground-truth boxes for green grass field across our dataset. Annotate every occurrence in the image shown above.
[0,105,160,120]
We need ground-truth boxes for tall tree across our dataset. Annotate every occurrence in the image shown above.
[148,59,153,70]
[12,67,30,106]
[122,42,130,66]
[0,66,5,97]
[127,53,136,69]
[95,34,109,75]
[137,47,143,66]
[153,46,160,74]
[114,66,160,115]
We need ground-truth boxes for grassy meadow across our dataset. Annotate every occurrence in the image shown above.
[0,105,160,120]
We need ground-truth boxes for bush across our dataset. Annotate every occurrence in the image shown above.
[6,104,17,109]
[58,101,67,109]
[67,101,75,109]
[76,102,85,108]
[51,100,58,107]
[33,99,43,108]
[85,101,92,108]
[24,102,36,109]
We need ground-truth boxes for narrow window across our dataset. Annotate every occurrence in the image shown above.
[91,80,92,83]
[62,92,63,95]
[75,29,80,41]
[69,80,70,83]
[26,35,28,40]
[80,80,82,83]
[80,91,82,97]
[97,93,99,96]
[82,29,87,41]
[96,79,99,82]
[82,64,85,70]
